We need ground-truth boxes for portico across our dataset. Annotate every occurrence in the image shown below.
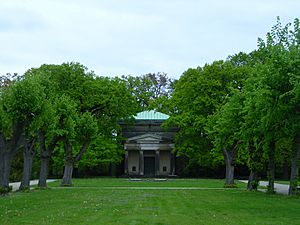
[120,110,177,177]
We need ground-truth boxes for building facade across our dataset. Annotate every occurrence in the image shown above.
[120,110,177,177]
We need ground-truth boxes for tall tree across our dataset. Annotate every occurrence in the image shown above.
[0,76,45,192]
[239,18,300,194]
[19,136,36,191]
[206,91,244,186]
[61,111,98,186]
[59,76,138,185]
[168,60,245,176]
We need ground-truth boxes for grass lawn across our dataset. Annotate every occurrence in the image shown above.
[259,180,291,185]
[274,180,294,185]
[0,178,299,225]
[261,180,299,185]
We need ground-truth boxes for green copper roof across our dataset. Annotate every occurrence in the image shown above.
[134,110,169,120]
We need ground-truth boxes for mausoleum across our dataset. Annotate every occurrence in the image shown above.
[120,110,177,177]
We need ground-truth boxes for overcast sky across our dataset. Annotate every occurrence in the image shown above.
[0,0,299,79]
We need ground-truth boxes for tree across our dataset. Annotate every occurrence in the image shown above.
[24,63,96,187]
[237,18,300,194]
[24,63,138,187]
[0,76,45,192]
[59,76,138,185]
[19,136,36,191]
[61,111,98,186]
[122,72,174,112]
[206,91,244,186]
[167,60,245,177]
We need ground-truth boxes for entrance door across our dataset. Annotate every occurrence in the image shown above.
[144,157,155,176]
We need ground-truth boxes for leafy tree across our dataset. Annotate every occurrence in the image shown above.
[61,111,98,186]
[122,72,174,112]
[26,63,138,186]
[19,136,36,191]
[0,76,45,192]
[167,60,245,176]
[237,18,300,194]
[206,91,244,186]
[20,63,94,187]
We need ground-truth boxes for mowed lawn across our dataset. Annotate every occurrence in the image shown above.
[0,179,299,225]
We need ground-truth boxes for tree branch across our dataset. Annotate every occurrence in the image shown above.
[75,139,91,162]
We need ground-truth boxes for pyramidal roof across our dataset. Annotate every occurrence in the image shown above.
[134,110,169,120]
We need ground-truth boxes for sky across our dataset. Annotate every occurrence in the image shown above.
[0,0,299,79]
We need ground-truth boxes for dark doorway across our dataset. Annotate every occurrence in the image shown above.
[144,157,155,176]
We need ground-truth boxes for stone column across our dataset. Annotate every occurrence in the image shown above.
[170,151,175,175]
[139,150,144,175]
[124,151,128,175]
[155,150,160,176]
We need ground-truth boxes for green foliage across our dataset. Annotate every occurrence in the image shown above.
[75,112,98,142]
[206,90,245,165]
[166,18,299,183]
[3,76,45,123]
[122,72,174,112]
[241,18,300,171]
[24,63,139,178]
[78,136,123,168]
[52,95,77,139]
[0,100,11,138]
[0,62,139,184]
[0,185,12,195]
[168,60,246,169]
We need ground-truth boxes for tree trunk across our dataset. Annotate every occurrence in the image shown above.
[223,148,235,186]
[267,140,276,194]
[38,157,49,188]
[19,138,35,191]
[289,133,300,195]
[61,161,74,186]
[38,132,50,188]
[0,121,25,192]
[247,170,259,190]
[61,141,74,186]
[38,131,59,188]
[74,139,91,162]
[0,152,12,192]
[225,161,235,185]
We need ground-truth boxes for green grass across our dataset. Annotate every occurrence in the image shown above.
[260,180,299,185]
[259,180,290,185]
[1,178,299,225]
[47,178,246,188]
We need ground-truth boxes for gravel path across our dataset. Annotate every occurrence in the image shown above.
[239,180,290,195]
[9,179,57,191]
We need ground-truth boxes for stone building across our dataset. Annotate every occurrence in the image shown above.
[120,110,177,177]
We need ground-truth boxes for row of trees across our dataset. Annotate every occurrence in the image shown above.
[167,18,299,195]
[0,64,174,193]
[0,63,142,192]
